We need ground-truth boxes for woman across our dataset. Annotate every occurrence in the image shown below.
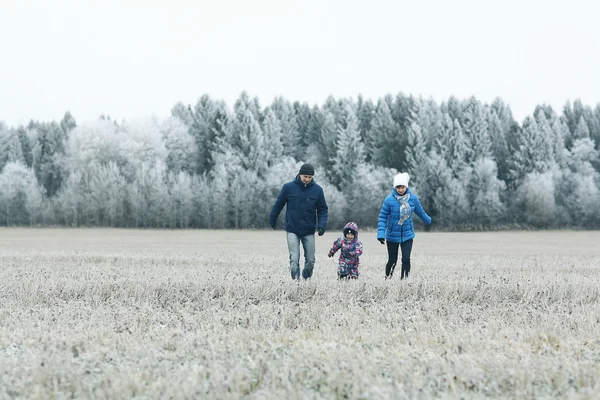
[377,172,432,279]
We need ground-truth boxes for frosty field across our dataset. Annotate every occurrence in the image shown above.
[1,228,599,399]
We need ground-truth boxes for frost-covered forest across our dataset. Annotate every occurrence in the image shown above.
[1,92,599,230]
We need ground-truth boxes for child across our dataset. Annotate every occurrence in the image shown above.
[328,222,363,279]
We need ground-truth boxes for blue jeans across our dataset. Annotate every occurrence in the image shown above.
[286,232,316,280]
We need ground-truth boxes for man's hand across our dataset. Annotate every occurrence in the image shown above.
[318,228,325,236]
[378,238,385,245]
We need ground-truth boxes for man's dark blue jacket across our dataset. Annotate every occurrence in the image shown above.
[269,175,328,237]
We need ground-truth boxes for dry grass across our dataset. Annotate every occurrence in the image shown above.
[1,228,599,399]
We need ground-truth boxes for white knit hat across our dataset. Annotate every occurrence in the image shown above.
[393,172,410,188]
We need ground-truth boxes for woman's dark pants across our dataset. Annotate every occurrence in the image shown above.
[385,239,413,279]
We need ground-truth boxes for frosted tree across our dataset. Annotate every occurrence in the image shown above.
[369,99,403,169]
[0,162,43,225]
[467,157,505,226]
[229,169,261,228]
[60,111,77,134]
[88,162,127,227]
[31,122,68,196]
[405,98,444,198]
[322,96,350,128]
[409,98,442,152]
[294,101,314,155]
[226,163,246,229]
[127,160,170,228]
[487,110,510,181]
[595,104,600,145]
[424,151,469,228]
[261,108,284,166]
[127,162,146,227]
[549,137,600,226]
[331,105,365,189]
[119,117,168,182]
[159,116,198,174]
[391,93,417,133]
[65,119,123,176]
[563,100,585,138]
[563,137,600,227]
[10,127,33,168]
[25,174,44,226]
[405,121,428,190]
[234,91,262,123]
[461,97,492,162]
[508,116,553,187]
[153,163,172,228]
[574,116,591,140]
[434,114,469,178]
[442,95,464,123]
[588,105,600,146]
[183,95,229,174]
[344,163,397,229]
[515,171,557,227]
[533,109,556,166]
[550,116,569,168]
[171,102,195,127]
[269,97,301,159]
[209,160,232,229]
[0,126,25,170]
[534,104,554,121]
[306,110,338,178]
[432,113,453,155]
[356,95,375,145]
[183,96,212,173]
[209,105,268,227]
[561,99,600,149]
[570,173,600,227]
[167,170,195,228]
[192,173,212,228]
[491,99,520,166]
[53,171,85,226]
[216,109,268,175]
[562,100,578,136]
[490,98,515,134]
[427,100,444,151]
[567,137,598,171]
[304,105,321,148]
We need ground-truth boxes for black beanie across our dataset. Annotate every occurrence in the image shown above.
[299,163,315,176]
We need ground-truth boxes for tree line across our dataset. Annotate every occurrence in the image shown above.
[1,92,599,230]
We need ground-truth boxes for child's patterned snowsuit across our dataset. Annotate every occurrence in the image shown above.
[328,222,363,279]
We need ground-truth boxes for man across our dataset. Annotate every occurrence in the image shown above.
[269,163,328,280]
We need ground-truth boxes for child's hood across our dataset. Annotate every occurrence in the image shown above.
[343,221,359,238]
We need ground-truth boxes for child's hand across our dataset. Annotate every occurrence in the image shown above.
[327,252,333,257]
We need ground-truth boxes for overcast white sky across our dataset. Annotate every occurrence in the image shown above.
[1,0,599,127]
